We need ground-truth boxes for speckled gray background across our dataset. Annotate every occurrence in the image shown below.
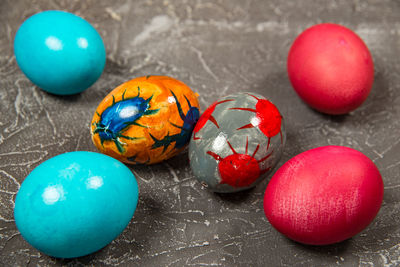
[1,0,399,266]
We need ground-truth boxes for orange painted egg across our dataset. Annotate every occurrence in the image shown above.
[91,76,200,164]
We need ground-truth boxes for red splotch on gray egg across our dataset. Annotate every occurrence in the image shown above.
[189,92,285,193]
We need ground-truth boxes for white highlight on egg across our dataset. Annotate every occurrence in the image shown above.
[42,186,64,205]
[250,116,261,127]
[59,163,81,180]
[77,37,89,49]
[168,96,176,103]
[45,36,63,51]
[86,176,104,189]
[119,106,139,118]
[212,132,227,152]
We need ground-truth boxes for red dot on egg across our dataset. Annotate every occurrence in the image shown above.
[207,140,272,188]
[230,94,283,149]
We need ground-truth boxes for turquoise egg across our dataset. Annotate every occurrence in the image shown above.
[14,151,139,258]
[14,10,106,95]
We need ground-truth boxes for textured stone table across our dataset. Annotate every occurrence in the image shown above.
[1,0,399,266]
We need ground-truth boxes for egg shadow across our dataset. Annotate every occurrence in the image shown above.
[311,109,349,123]
[124,151,193,193]
[163,150,191,171]
[213,187,257,204]
[292,238,352,256]
[363,57,392,113]
[53,251,99,265]
[115,194,166,256]
[40,87,84,103]
[270,237,353,264]
[103,56,127,76]
[52,193,166,265]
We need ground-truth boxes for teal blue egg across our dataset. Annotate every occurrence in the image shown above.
[14,10,106,95]
[14,151,139,258]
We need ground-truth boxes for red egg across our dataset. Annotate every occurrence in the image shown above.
[287,23,374,114]
[264,146,383,245]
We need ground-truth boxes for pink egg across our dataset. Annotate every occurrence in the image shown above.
[287,23,374,115]
[264,146,383,245]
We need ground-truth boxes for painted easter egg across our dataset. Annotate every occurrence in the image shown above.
[91,75,200,164]
[189,92,285,193]
[287,23,374,114]
[14,10,105,95]
[14,151,139,258]
[264,146,383,245]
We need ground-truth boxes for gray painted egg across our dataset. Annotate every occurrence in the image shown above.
[189,92,286,193]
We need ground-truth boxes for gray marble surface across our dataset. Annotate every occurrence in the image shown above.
[1,0,400,266]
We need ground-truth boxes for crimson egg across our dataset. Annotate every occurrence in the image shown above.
[287,23,374,115]
[264,146,383,245]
